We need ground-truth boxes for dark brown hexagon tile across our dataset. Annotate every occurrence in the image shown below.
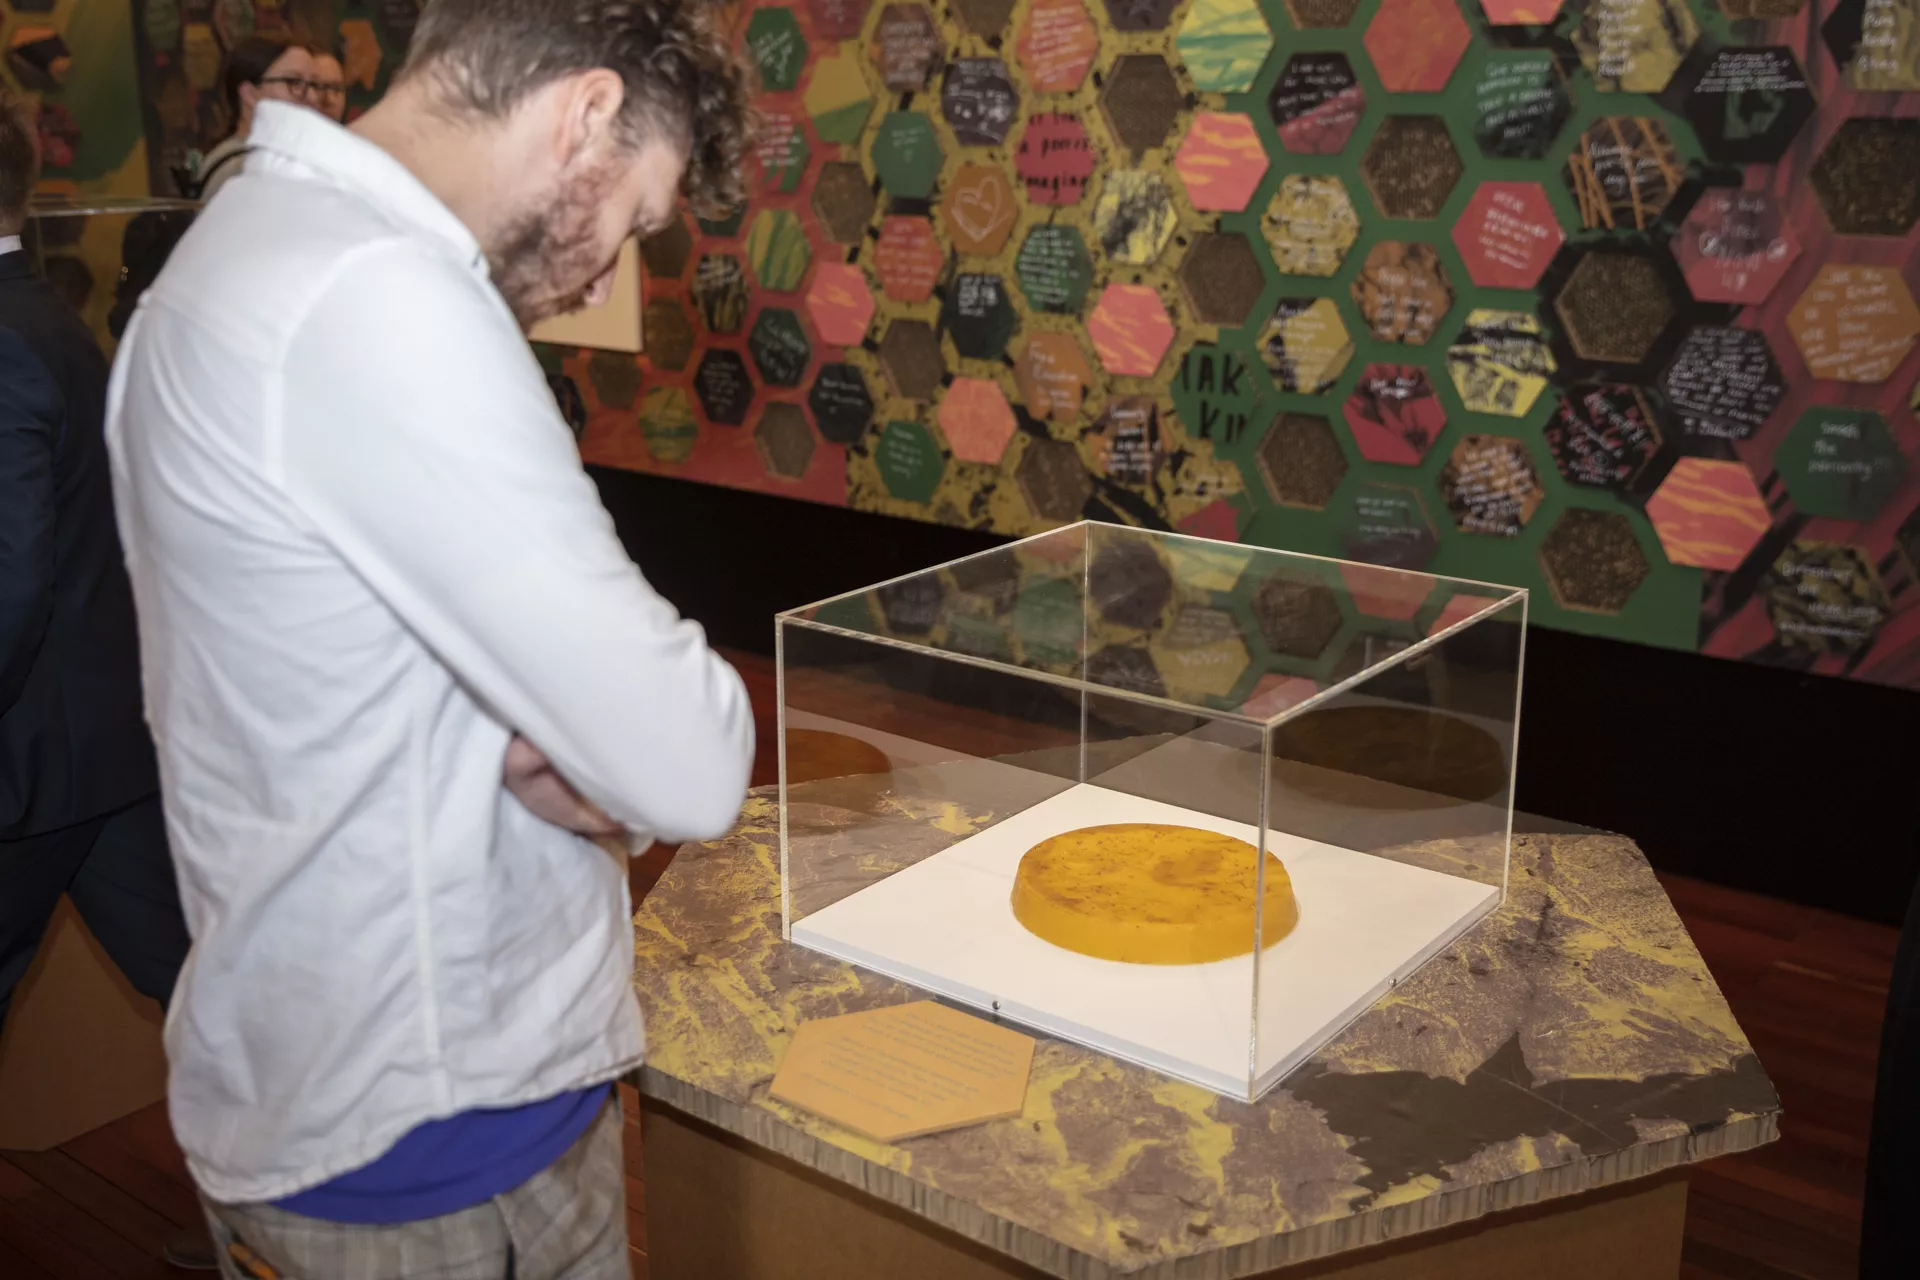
[1540,509,1651,614]
[878,319,946,402]
[1100,55,1184,158]
[1256,412,1349,509]
[1361,116,1464,220]
[1178,232,1268,327]
[812,161,877,245]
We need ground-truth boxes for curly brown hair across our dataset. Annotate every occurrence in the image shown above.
[400,0,756,219]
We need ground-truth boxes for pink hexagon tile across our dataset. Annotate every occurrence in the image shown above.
[939,377,1020,464]
[804,263,876,347]
[1365,0,1471,94]
[1174,112,1269,213]
[1647,458,1772,570]
[1088,284,1177,377]
[1451,182,1565,291]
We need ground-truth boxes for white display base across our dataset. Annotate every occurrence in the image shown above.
[792,784,1499,1100]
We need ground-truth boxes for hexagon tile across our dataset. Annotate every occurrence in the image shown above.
[1764,542,1889,656]
[1016,0,1099,93]
[1351,242,1452,345]
[1016,333,1094,420]
[1336,482,1440,570]
[1776,408,1909,521]
[1093,171,1179,265]
[1361,117,1464,221]
[941,58,1018,148]
[1683,48,1813,165]
[1016,113,1097,205]
[805,47,873,145]
[798,268,867,353]
[1260,298,1356,395]
[1440,435,1544,536]
[1264,175,1361,278]
[1810,118,1920,237]
[1446,310,1557,418]
[1647,459,1771,571]
[809,363,875,444]
[1451,182,1564,291]
[943,163,1020,257]
[755,402,816,480]
[1175,0,1274,95]
[1088,284,1177,378]
[875,419,947,502]
[1270,53,1365,156]
[1787,264,1920,384]
[1553,248,1681,366]
[1015,226,1095,314]
[1540,509,1651,614]
[1091,396,1167,485]
[943,274,1019,361]
[1344,364,1446,466]
[871,4,943,92]
[1670,191,1801,306]
[1101,56,1184,157]
[1573,0,1699,94]
[1364,0,1471,95]
[1175,113,1269,213]
[1179,233,1267,328]
[1473,52,1572,160]
[1660,325,1786,442]
[938,378,1019,464]
[1544,385,1661,491]
[871,112,945,199]
[874,215,944,303]
[1564,117,1682,231]
[1256,412,1349,508]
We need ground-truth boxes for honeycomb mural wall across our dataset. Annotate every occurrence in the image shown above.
[29,1,1917,689]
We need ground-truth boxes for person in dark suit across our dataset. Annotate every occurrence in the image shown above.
[0,95,191,1056]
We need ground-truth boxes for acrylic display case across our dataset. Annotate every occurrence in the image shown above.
[24,195,201,358]
[777,523,1526,1102]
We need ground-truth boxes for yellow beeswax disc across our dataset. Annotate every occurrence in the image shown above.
[1011,824,1299,964]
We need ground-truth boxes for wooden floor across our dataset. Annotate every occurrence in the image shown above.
[0,652,1891,1279]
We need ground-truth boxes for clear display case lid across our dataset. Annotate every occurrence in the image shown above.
[780,523,1527,728]
[26,194,200,218]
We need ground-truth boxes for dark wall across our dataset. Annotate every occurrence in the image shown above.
[592,466,1920,926]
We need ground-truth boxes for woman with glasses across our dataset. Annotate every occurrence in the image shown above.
[193,36,320,202]
[311,49,349,123]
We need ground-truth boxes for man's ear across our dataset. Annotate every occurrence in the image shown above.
[557,68,626,168]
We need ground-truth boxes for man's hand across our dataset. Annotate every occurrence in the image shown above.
[503,735,623,837]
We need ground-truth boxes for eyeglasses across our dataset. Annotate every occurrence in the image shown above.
[259,76,346,103]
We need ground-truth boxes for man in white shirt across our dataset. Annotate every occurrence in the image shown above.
[105,2,756,1275]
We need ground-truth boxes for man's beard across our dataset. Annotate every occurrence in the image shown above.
[488,168,619,331]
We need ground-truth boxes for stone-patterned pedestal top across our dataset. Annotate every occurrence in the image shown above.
[631,778,1778,1279]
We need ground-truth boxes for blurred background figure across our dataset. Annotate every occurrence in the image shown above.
[192,35,318,201]
[311,47,348,123]
[0,84,209,1273]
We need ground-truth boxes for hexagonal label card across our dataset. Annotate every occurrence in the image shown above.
[875,420,948,501]
[871,4,944,92]
[1017,0,1099,93]
[1016,113,1097,206]
[771,1002,1032,1142]
[749,308,812,388]
[874,215,945,303]
[1564,117,1682,231]
[871,112,945,199]
[1670,190,1800,306]
[1016,333,1094,420]
[755,402,817,480]
[810,363,876,444]
[1440,435,1544,536]
[1660,325,1785,442]
[1544,385,1662,490]
[694,348,756,426]
[1647,459,1770,571]
[1573,0,1700,94]
[1810,117,1920,238]
[1553,248,1682,366]
[1344,364,1446,466]
[1257,412,1350,509]
[1337,482,1440,570]
[746,209,813,293]
[1452,181,1564,290]
[1088,283,1176,377]
[942,57,1019,147]
[1260,298,1355,394]
[939,377,1019,464]
[1683,47,1813,164]
[1175,113,1269,212]
[1264,174,1361,278]
[1093,171,1179,265]
[1446,310,1557,417]
[805,263,876,347]
[1176,0,1274,94]
[1102,55,1185,157]
[745,8,806,92]
[1776,407,1908,521]
[1787,264,1920,384]
[806,48,873,145]
[1473,52,1573,160]
[1270,53,1366,156]
[943,273,1020,361]
[1365,0,1471,94]
[1351,242,1453,345]
[1765,541,1889,656]
[943,163,1020,257]
[1016,225,1095,314]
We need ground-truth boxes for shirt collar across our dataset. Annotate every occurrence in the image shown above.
[248,102,486,274]
[0,234,21,257]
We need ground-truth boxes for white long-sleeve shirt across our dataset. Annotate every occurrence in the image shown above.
[104,102,753,1203]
